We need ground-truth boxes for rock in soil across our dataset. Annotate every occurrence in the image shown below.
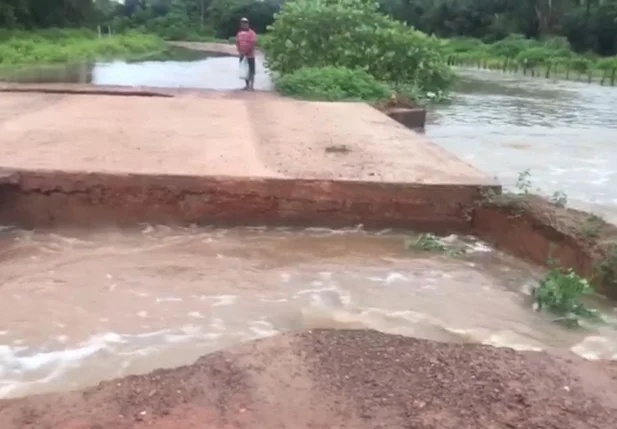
[1,329,616,429]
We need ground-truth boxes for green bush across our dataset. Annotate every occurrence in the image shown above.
[262,0,453,96]
[533,265,599,324]
[274,66,392,101]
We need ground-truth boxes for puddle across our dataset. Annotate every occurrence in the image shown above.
[1,225,616,398]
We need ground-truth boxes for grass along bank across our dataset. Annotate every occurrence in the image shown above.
[444,35,617,85]
[0,29,164,66]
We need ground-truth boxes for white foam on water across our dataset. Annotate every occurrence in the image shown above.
[570,336,617,360]
[0,325,227,398]
[259,297,288,303]
[441,234,459,243]
[156,297,183,303]
[188,312,205,319]
[445,327,543,352]
[466,241,493,253]
[483,332,543,352]
[248,321,279,338]
[211,295,237,307]
[0,332,126,396]
[384,272,408,284]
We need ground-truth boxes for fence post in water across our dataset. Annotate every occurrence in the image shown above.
[611,68,616,86]
[97,25,101,39]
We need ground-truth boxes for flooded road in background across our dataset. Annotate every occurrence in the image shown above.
[0,47,273,91]
[91,53,272,90]
[6,51,615,223]
[1,226,616,398]
[426,69,617,223]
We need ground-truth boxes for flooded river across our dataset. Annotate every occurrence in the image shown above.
[427,69,617,223]
[1,225,616,399]
[2,53,617,399]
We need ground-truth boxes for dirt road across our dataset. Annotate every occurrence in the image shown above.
[0,90,495,186]
[1,330,616,429]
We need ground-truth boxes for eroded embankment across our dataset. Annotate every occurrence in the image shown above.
[0,169,489,232]
[473,193,617,299]
[2,164,617,295]
[2,168,617,299]
[0,330,616,429]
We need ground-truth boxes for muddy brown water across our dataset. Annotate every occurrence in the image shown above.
[427,68,617,224]
[0,225,616,399]
[2,63,617,400]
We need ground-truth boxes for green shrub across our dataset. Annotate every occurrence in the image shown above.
[533,265,599,324]
[274,66,392,101]
[262,0,453,96]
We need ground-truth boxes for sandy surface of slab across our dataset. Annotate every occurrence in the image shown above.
[0,91,494,185]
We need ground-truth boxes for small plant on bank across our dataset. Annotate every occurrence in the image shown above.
[550,190,568,208]
[514,169,532,194]
[274,66,392,101]
[596,244,617,288]
[580,214,604,238]
[532,263,599,325]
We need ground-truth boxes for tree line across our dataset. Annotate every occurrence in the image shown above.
[1,0,616,56]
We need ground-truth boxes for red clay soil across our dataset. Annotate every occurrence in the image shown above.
[1,330,616,429]
[473,193,617,299]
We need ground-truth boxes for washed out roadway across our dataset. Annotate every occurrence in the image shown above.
[0,90,495,187]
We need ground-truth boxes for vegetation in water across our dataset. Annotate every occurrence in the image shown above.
[261,0,454,102]
[442,35,617,85]
[406,233,466,257]
[0,29,164,66]
[533,263,600,326]
[479,168,617,319]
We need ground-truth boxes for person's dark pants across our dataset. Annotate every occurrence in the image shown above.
[239,56,256,87]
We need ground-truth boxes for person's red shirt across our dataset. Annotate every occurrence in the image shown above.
[236,29,257,58]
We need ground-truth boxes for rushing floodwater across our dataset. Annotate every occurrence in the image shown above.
[2,55,617,398]
[427,69,617,223]
[1,225,616,399]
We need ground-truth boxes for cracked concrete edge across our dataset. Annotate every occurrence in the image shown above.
[0,168,497,231]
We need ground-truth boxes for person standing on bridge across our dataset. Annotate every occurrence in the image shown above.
[236,17,257,91]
